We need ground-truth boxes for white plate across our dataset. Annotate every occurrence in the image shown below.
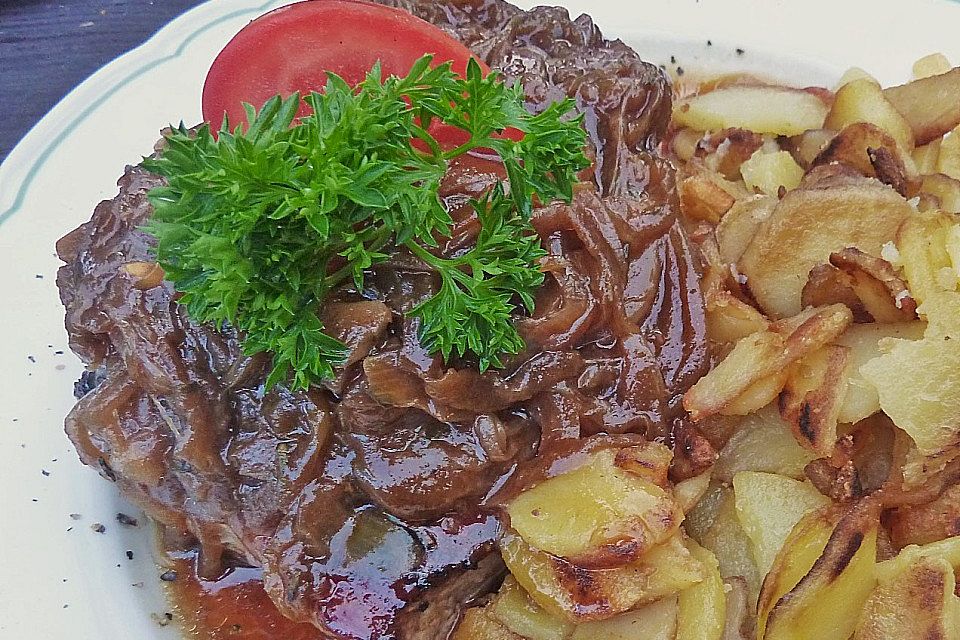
[2,0,959,637]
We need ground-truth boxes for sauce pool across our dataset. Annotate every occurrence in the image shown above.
[163,553,324,640]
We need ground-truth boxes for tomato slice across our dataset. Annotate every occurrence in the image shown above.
[202,0,496,147]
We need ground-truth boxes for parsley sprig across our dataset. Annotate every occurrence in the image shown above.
[143,56,588,390]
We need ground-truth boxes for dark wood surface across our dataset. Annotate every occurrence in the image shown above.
[0,0,208,162]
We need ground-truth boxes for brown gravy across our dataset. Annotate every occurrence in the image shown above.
[164,553,323,640]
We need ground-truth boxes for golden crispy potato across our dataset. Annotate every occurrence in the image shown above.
[715,195,778,266]
[685,305,853,420]
[673,128,704,163]
[740,150,805,196]
[834,321,927,424]
[732,471,831,578]
[695,128,767,181]
[861,292,960,458]
[569,596,678,640]
[490,576,574,640]
[500,532,704,622]
[827,78,915,152]
[913,53,952,80]
[506,447,681,568]
[787,129,835,170]
[938,127,960,181]
[759,500,879,640]
[889,483,960,548]
[713,406,816,483]
[913,138,943,174]
[719,370,790,417]
[801,264,864,319]
[835,67,878,90]
[830,248,917,322]
[680,172,738,223]
[812,122,913,187]
[738,176,913,317]
[896,211,959,304]
[677,541,726,640]
[700,488,762,605]
[674,86,829,136]
[856,555,960,640]
[453,608,524,640]
[674,470,714,514]
[877,534,960,577]
[778,344,850,457]
[921,173,960,214]
[884,67,960,146]
[706,290,770,344]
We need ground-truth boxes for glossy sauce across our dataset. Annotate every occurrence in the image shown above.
[165,553,323,640]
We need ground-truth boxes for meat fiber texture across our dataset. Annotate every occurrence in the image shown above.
[56,0,708,638]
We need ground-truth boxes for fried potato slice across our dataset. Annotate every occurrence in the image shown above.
[569,596,678,640]
[506,447,681,568]
[673,127,704,162]
[700,488,763,605]
[732,471,831,578]
[453,608,524,640]
[685,304,853,420]
[740,150,805,196]
[778,344,850,457]
[738,176,913,317]
[716,195,778,266]
[759,500,879,640]
[861,292,960,457]
[884,67,960,146]
[719,370,791,417]
[713,406,816,483]
[674,86,829,136]
[787,129,835,170]
[835,67,878,90]
[877,534,960,577]
[680,171,738,223]
[896,211,960,304]
[674,470,713,515]
[812,122,913,188]
[720,578,751,640]
[677,540,727,640]
[914,138,943,173]
[921,173,960,213]
[490,576,574,640]
[706,290,770,344]
[830,248,917,322]
[856,555,960,640]
[500,532,704,622]
[938,126,960,181]
[913,53,953,80]
[800,264,864,319]
[889,483,960,548]
[834,321,927,425]
[827,78,915,152]
[695,128,767,181]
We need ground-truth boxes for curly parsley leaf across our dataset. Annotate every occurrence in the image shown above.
[143,55,588,390]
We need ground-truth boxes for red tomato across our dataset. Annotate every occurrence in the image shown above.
[202,0,498,148]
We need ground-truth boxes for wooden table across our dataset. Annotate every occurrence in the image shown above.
[0,0,207,162]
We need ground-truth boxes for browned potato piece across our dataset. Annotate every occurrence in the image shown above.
[673,127,703,162]
[938,126,960,180]
[813,123,905,179]
[787,129,835,170]
[680,172,738,223]
[855,556,960,640]
[913,138,943,174]
[829,248,918,322]
[889,483,960,548]
[738,176,913,317]
[570,596,678,640]
[759,500,880,640]
[685,305,852,421]
[778,344,850,457]
[884,67,960,146]
[453,608,524,640]
[500,532,705,622]
[706,289,770,343]
[489,576,575,640]
[720,578,751,640]
[719,369,789,417]
[674,86,829,136]
[716,195,777,266]
[921,173,960,213]
[827,78,915,151]
[801,264,865,319]
[695,127,766,180]
[505,448,681,568]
